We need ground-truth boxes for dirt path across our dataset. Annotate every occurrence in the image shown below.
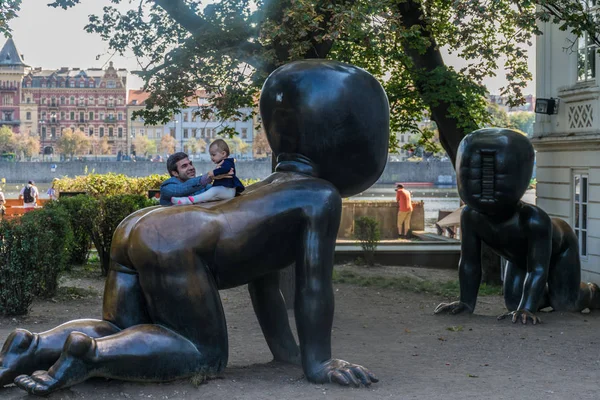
[1,265,599,400]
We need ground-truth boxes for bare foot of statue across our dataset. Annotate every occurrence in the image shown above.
[497,309,541,325]
[0,329,40,387]
[15,332,95,396]
[308,359,378,387]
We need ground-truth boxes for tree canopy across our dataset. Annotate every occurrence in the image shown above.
[45,0,600,164]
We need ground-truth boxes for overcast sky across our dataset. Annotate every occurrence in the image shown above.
[7,0,535,95]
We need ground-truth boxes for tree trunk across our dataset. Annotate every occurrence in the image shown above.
[395,0,473,167]
[480,241,503,286]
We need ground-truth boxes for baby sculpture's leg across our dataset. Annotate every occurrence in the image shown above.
[14,257,228,396]
[0,263,147,388]
[248,271,300,365]
[502,261,526,312]
[0,320,120,387]
[547,241,600,311]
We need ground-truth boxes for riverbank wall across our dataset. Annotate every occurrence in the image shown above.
[2,160,456,185]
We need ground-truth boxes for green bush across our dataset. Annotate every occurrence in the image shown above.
[354,216,381,266]
[0,218,37,315]
[44,195,96,266]
[89,194,154,276]
[0,207,73,315]
[54,173,262,197]
[21,208,73,298]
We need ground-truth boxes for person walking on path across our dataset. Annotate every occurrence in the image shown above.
[396,183,413,238]
[19,180,38,212]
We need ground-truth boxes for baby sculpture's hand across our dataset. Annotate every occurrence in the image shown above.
[306,358,378,387]
[497,309,541,325]
[434,301,473,315]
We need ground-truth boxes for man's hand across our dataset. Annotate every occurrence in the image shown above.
[212,168,234,180]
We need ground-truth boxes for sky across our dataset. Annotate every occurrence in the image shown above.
[7,0,536,95]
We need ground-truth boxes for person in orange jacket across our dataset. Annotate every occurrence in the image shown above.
[395,183,413,238]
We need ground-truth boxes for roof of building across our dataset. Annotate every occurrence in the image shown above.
[0,38,28,67]
[128,89,151,106]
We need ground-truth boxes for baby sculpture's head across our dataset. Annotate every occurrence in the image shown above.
[259,60,390,197]
[456,128,535,215]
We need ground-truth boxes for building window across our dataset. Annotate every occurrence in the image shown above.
[41,97,46,104]
[41,126,46,138]
[70,97,75,105]
[131,128,136,135]
[60,111,66,120]
[26,112,31,120]
[118,113,123,121]
[99,112,105,121]
[183,129,189,138]
[200,128,205,138]
[577,1,598,81]
[79,112,85,122]
[79,80,85,88]
[241,128,247,139]
[51,127,56,138]
[107,81,116,88]
[3,94,12,105]
[60,96,65,105]
[99,127,104,137]
[118,127,123,138]
[89,81,94,88]
[89,112,94,121]
[70,80,75,88]
[89,97,94,105]
[70,111,75,120]
[109,127,114,137]
[183,113,189,122]
[192,128,197,138]
[170,128,176,138]
[574,172,589,257]
[89,127,94,136]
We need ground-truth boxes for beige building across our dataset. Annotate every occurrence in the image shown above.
[533,2,600,282]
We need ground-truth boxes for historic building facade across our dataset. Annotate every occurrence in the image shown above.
[0,38,27,134]
[0,39,129,156]
[128,90,254,160]
[533,2,600,282]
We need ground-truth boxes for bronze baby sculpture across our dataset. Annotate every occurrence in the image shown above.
[0,59,388,395]
[435,128,600,324]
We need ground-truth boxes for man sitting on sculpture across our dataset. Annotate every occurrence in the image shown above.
[171,139,244,205]
[159,151,233,206]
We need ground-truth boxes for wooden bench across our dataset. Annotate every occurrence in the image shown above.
[2,199,50,218]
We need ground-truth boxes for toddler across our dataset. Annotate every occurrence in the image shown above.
[172,139,244,205]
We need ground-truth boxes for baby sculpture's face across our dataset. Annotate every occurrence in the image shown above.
[456,129,535,216]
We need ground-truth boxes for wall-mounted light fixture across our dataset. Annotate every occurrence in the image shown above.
[534,98,559,115]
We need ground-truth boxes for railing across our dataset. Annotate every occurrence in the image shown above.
[104,117,116,123]
[0,119,20,124]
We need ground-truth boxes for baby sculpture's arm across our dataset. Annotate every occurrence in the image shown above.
[518,213,552,322]
[435,208,481,314]
[294,189,377,387]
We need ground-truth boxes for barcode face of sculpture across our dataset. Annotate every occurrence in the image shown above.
[0,59,389,395]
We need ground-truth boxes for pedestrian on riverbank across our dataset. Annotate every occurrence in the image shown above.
[47,178,59,200]
[396,183,413,238]
[19,180,38,211]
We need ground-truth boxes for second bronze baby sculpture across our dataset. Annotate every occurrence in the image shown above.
[435,128,600,324]
[0,59,388,395]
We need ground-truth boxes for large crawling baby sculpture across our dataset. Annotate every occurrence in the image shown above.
[0,60,389,395]
[435,128,600,324]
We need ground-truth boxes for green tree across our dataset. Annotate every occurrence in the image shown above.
[188,137,207,155]
[45,0,600,166]
[0,0,21,37]
[56,129,91,160]
[509,111,535,137]
[0,126,16,154]
[159,134,176,155]
[253,131,271,158]
[16,134,40,160]
[133,135,157,157]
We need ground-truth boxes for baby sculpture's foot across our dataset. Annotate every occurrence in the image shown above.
[15,332,96,396]
[0,329,39,387]
[171,196,194,205]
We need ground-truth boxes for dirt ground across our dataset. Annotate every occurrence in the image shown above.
[1,263,599,400]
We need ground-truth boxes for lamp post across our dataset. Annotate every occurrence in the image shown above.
[39,119,46,161]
